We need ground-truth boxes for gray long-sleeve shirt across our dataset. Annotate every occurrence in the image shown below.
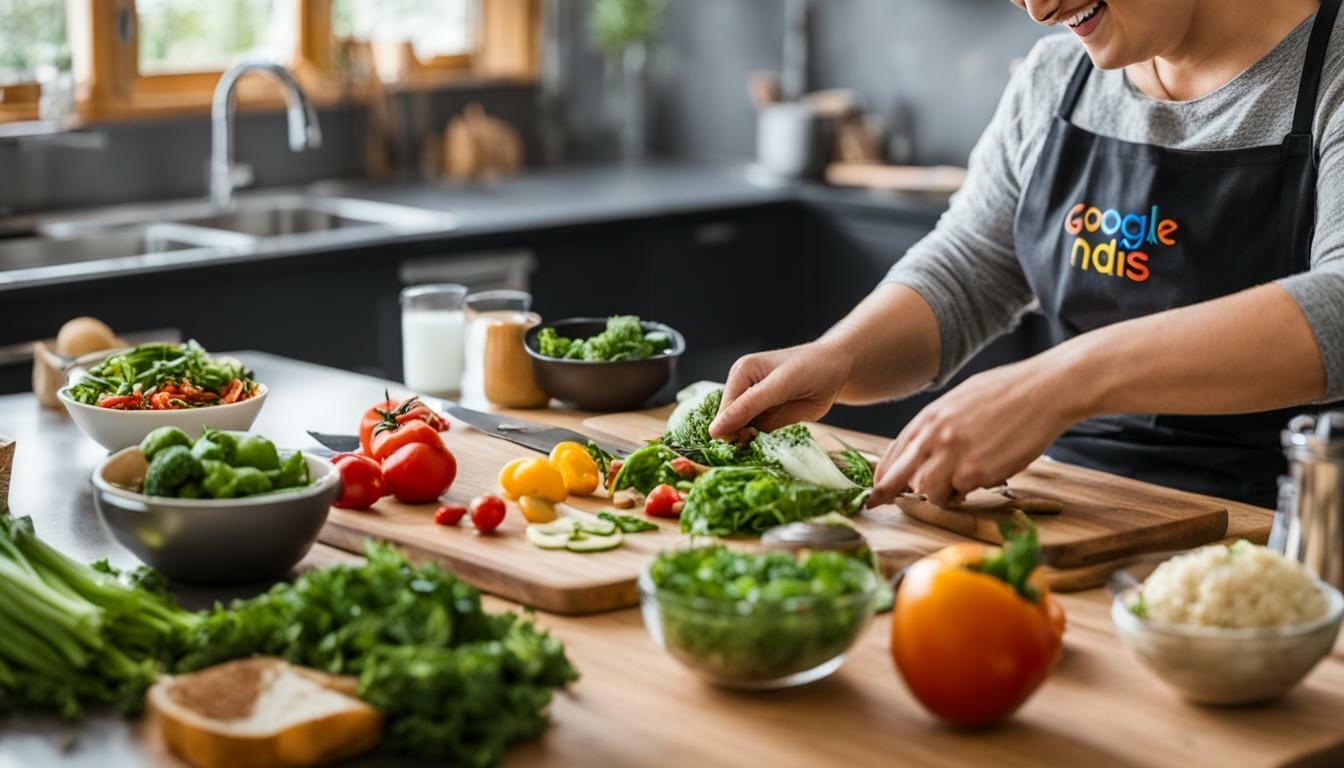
[885,16,1344,398]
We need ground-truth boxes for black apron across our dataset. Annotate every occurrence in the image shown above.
[1013,1,1341,508]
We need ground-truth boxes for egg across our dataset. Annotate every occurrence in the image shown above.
[55,317,120,358]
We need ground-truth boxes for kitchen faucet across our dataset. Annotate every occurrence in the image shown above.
[209,61,323,208]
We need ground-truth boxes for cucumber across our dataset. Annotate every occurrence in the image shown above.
[526,518,574,550]
[565,529,623,553]
[574,518,617,537]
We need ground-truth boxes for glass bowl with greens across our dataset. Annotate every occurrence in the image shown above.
[638,545,881,689]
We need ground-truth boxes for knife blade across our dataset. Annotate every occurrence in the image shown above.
[307,404,641,458]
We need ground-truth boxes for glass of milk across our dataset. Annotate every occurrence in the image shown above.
[461,289,533,407]
[400,283,468,396]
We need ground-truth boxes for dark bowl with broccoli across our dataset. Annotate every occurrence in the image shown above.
[90,428,340,584]
[524,316,685,411]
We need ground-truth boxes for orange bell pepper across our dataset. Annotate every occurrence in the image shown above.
[548,441,600,496]
[891,521,1066,727]
[497,457,568,503]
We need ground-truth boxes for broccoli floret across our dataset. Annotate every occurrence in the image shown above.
[177,481,204,499]
[200,460,238,498]
[139,426,191,460]
[580,315,648,361]
[144,445,203,496]
[536,327,576,359]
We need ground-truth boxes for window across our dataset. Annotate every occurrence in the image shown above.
[333,0,477,62]
[0,0,68,85]
[136,0,293,75]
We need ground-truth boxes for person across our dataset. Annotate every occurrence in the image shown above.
[710,0,1344,509]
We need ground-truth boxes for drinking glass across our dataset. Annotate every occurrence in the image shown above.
[400,283,468,396]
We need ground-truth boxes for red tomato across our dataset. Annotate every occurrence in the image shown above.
[434,504,468,526]
[331,453,385,510]
[381,442,457,504]
[358,396,448,455]
[645,483,682,518]
[469,494,506,533]
[370,420,446,463]
[669,456,696,478]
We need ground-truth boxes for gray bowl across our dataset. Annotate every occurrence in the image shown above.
[92,447,341,584]
[524,318,684,411]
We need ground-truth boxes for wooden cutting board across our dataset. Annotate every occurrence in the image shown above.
[317,417,690,615]
[581,412,1231,573]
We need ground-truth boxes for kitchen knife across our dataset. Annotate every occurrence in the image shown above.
[307,403,640,458]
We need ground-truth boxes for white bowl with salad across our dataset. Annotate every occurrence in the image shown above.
[58,341,268,450]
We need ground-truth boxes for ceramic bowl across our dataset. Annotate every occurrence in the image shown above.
[524,318,684,411]
[91,446,339,584]
[59,383,268,451]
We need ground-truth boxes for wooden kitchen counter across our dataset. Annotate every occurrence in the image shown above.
[3,352,1341,768]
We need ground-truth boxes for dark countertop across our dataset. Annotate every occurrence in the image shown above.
[0,163,949,293]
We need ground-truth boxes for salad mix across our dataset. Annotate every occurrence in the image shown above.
[534,315,673,362]
[67,341,258,410]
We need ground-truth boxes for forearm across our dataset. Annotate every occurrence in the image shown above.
[1048,284,1326,419]
[816,283,941,404]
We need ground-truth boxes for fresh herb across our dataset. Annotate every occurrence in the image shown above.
[648,546,877,684]
[830,438,875,488]
[175,541,577,768]
[611,443,686,494]
[970,512,1043,602]
[679,466,868,537]
[66,340,257,410]
[585,440,616,478]
[534,316,671,362]
[0,516,200,719]
[661,385,744,465]
[597,511,658,533]
[591,0,665,56]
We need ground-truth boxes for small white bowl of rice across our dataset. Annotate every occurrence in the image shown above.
[1110,542,1343,705]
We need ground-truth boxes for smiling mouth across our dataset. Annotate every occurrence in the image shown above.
[1063,0,1106,28]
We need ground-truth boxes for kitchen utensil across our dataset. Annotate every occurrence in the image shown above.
[1277,413,1344,591]
[58,383,268,451]
[824,162,967,194]
[483,311,549,408]
[400,283,468,397]
[523,318,684,412]
[92,447,339,584]
[762,521,868,556]
[1109,553,1344,704]
[306,403,639,459]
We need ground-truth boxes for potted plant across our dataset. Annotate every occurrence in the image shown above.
[590,0,664,162]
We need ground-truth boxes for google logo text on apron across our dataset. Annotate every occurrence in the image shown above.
[1063,203,1179,283]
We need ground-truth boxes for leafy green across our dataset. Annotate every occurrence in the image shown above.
[585,440,616,478]
[176,541,577,768]
[648,546,877,684]
[747,424,860,490]
[830,440,875,488]
[597,511,658,533]
[611,443,685,494]
[591,0,664,56]
[534,316,671,362]
[970,512,1043,602]
[661,386,743,466]
[0,516,199,719]
[66,340,255,407]
[146,432,305,500]
[679,466,869,537]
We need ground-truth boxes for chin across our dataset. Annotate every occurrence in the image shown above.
[1081,43,1134,71]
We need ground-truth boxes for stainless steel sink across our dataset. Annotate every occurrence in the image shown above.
[2,193,455,288]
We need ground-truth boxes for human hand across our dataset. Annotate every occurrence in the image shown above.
[709,341,854,440]
[867,358,1088,508]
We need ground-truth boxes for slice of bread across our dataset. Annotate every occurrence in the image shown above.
[149,657,382,768]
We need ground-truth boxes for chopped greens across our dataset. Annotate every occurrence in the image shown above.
[535,315,672,362]
[748,424,859,490]
[679,466,868,537]
[597,511,658,533]
[611,443,686,494]
[648,546,878,684]
[661,386,744,465]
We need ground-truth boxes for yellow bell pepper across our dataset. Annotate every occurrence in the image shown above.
[519,495,560,523]
[498,456,567,502]
[548,441,600,495]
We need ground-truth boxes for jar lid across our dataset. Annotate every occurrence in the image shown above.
[761,522,867,555]
[1282,412,1344,458]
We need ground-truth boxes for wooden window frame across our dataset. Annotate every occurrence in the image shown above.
[7,0,538,125]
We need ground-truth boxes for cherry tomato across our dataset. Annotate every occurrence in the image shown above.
[358,395,448,455]
[470,494,506,533]
[669,456,696,478]
[331,453,385,510]
[382,442,457,504]
[434,504,468,526]
[891,542,1066,727]
[644,483,682,519]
